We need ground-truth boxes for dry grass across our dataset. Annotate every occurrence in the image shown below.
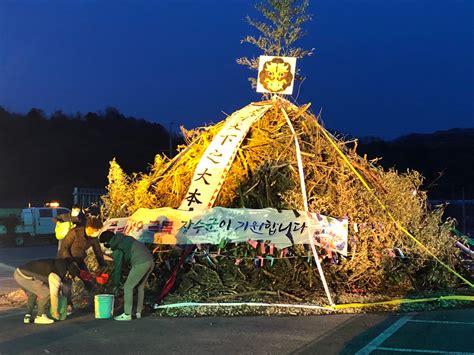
[101,98,466,301]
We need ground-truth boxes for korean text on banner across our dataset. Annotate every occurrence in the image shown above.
[103,207,348,255]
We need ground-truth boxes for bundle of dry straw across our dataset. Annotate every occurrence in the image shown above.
[101,99,464,302]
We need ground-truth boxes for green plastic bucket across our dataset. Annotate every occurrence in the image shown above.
[94,294,114,319]
[50,295,68,320]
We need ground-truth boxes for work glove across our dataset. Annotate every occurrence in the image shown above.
[95,273,109,285]
[79,270,93,282]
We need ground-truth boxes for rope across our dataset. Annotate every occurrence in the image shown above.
[281,106,335,306]
[154,295,474,311]
[313,119,474,288]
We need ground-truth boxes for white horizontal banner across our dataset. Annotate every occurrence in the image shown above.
[103,207,348,255]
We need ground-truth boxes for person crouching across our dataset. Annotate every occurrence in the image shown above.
[99,231,154,321]
[13,258,80,324]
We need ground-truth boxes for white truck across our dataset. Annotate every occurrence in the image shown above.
[0,206,70,247]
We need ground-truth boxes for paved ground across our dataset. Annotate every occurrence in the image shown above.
[0,307,473,354]
[1,245,474,354]
[0,245,57,295]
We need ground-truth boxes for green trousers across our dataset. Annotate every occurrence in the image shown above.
[123,260,154,315]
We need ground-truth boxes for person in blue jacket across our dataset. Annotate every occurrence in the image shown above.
[99,231,154,321]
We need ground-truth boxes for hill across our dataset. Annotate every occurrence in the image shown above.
[1,104,472,208]
[0,106,172,207]
[358,128,474,199]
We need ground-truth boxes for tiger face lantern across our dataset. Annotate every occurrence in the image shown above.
[256,56,297,95]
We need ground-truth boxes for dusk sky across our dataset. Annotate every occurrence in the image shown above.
[0,0,472,139]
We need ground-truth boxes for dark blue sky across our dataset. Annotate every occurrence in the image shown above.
[0,0,472,139]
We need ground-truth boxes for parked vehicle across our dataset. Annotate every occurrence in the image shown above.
[0,205,70,246]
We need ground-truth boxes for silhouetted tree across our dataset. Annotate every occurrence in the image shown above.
[237,0,313,87]
[0,107,175,207]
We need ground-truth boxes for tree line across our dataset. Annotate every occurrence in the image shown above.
[357,128,474,200]
[0,106,173,207]
[0,105,472,208]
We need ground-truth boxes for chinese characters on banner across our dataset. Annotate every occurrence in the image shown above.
[102,207,348,256]
[178,103,271,211]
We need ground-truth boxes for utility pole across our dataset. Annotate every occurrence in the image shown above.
[169,121,174,158]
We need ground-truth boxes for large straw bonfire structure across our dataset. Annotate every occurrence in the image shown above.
[100,97,467,310]
[96,0,470,312]
[3,1,470,315]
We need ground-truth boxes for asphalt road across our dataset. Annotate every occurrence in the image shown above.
[1,245,474,354]
[1,307,473,354]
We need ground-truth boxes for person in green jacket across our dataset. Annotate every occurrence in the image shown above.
[99,231,154,321]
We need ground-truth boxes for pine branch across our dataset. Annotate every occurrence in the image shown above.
[237,0,314,84]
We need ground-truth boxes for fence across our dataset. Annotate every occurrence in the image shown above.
[73,187,106,209]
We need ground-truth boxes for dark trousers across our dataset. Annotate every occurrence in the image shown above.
[64,259,91,306]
